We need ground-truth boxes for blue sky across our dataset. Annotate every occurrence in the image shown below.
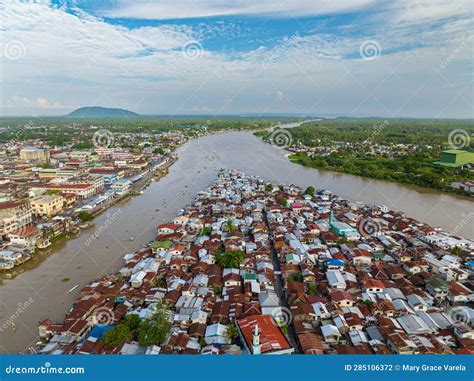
[1,0,472,117]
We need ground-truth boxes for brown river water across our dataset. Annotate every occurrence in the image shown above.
[0,129,472,353]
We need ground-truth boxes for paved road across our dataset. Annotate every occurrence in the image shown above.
[263,210,301,353]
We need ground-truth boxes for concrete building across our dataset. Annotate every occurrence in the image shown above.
[20,147,50,163]
[0,200,33,236]
[434,149,474,168]
[30,195,65,217]
[44,177,104,199]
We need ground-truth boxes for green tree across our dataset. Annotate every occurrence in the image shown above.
[265,183,273,192]
[287,272,303,282]
[307,283,317,296]
[223,219,235,233]
[78,211,94,222]
[304,186,315,196]
[137,303,171,346]
[102,324,133,346]
[200,226,212,236]
[226,324,238,342]
[278,198,288,207]
[123,314,141,331]
[215,249,245,269]
[211,283,222,296]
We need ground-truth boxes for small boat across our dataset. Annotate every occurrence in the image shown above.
[129,237,134,241]
[37,239,51,249]
[11,323,16,331]
[68,285,79,293]
[139,190,144,195]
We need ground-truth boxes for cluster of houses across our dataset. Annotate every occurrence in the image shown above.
[0,131,184,270]
[286,141,423,159]
[37,169,473,355]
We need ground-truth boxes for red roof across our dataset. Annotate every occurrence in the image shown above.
[157,223,179,231]
[0,200,24,210]
[331,290,353,303]
[237,315,291,354]
[45,184,92,190]
[10,225,37,236]
[362,279,385,289]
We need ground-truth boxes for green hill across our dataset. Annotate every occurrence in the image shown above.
[67,106,139,118]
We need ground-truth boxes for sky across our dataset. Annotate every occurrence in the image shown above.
[0,0,473,118]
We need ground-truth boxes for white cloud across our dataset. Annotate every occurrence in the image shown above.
[388,0,472,24]
[100,0,376,20]
[3,96,73,111]
[35,97,71,109]
[0,0,472,118]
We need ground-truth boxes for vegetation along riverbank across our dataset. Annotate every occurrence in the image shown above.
[256,118,474,196]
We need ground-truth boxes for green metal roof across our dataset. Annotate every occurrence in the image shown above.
[442,149,469,154]
[243,273,257,281]
[433,161,464,168]
[150,241,173,249]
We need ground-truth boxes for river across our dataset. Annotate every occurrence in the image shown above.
[0,128,472,353]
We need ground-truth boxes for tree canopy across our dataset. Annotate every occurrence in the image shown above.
[215,249,245,269]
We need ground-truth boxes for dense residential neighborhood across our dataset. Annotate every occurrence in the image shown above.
[36,169,474,355]
[0,131,184,270]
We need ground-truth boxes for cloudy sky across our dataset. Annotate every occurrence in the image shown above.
[1,0,472,117]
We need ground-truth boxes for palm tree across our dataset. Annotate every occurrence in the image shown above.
[215,249,244,268]
[226,324,238,343]
[224,218,234,232]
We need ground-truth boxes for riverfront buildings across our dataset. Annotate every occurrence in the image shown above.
[36,169,474,355]
[0,131,185,270]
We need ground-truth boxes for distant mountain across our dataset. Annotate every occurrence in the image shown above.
[66,106,140,118]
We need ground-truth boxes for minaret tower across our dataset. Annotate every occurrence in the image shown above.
[252,324,261,355]
[329,202,335,229]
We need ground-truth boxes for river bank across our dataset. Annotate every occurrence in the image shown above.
[0,127,472,353]
[256,122,474,198]
[0,155,177,280]
[288,152,473,198]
